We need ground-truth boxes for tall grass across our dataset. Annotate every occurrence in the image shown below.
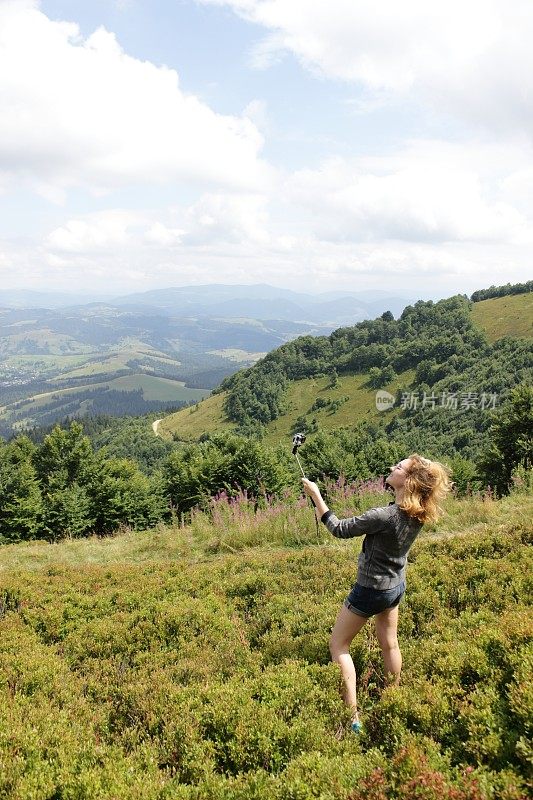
[0,480,530,572]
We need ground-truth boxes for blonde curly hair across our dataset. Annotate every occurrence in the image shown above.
[399,453,452,524]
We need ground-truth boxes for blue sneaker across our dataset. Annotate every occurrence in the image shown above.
[351,720,362,734]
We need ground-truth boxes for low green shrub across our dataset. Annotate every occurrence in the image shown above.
[0,495,531,798]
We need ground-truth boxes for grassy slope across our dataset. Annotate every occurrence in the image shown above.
[1,353,93,374]
[0,328,94,355]
[157,292,532,444]
[50,346,184,381]
[109,375,208,402]
[0,490,531,798]
[158,392,234,440]
[158,370,415,444]
[265,370,414,444]
[471,292,533,342]
[48,353,142,380]
[2,344,182,385]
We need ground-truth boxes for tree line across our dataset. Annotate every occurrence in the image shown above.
[470,280,533,302]
[1,383,530,544]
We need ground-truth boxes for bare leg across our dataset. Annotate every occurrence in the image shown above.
[329,605,368,720]
[374,605,402,684]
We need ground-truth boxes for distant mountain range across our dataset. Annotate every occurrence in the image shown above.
[0,284,413,325]
[0,284,415,434]
[108,284,414,325]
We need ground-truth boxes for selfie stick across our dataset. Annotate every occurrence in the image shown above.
[292,433,317,515]
[294,450,306,479]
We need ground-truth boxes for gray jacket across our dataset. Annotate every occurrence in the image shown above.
[321,502,423,589]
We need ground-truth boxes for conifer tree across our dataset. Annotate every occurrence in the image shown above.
[0,437,43,543]
[478,383,533,493]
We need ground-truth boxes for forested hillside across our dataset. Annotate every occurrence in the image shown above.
[217,293,531,434]
[1,380,531,545]
[161,287,532,466]
[1,283,531,544]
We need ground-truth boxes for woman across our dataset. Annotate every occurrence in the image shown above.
[302,454,452,733]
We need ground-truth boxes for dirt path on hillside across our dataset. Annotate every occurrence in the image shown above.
[152,419,162,436]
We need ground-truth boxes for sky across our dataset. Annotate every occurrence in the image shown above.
[1,0,533,299]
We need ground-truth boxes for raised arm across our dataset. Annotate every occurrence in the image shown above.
[301,478,389,539]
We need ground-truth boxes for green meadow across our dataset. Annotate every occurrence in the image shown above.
[104,375,208,403]
[0,335,209,429]
[471,293,533,343]
[1,354,93,376]
[1,485,531,799]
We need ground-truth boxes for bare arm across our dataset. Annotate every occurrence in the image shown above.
[301,478,329,517]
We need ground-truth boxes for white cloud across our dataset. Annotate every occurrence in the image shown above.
[199,0,533,138]
[1,1,531,299]
[46,210,141,252]
[1,213,531,298]
[3,133,528,296]
[145,222,184,247]
[0,1,269,197]
[43,191,271,256]
[243,99,269,133]
[183,193,270,245]
[285,140,533,245]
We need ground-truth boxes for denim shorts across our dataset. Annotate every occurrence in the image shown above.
[344,580,406,618]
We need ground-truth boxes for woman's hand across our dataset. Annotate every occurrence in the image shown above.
[301,478,321,500]
[301,479,329,518]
